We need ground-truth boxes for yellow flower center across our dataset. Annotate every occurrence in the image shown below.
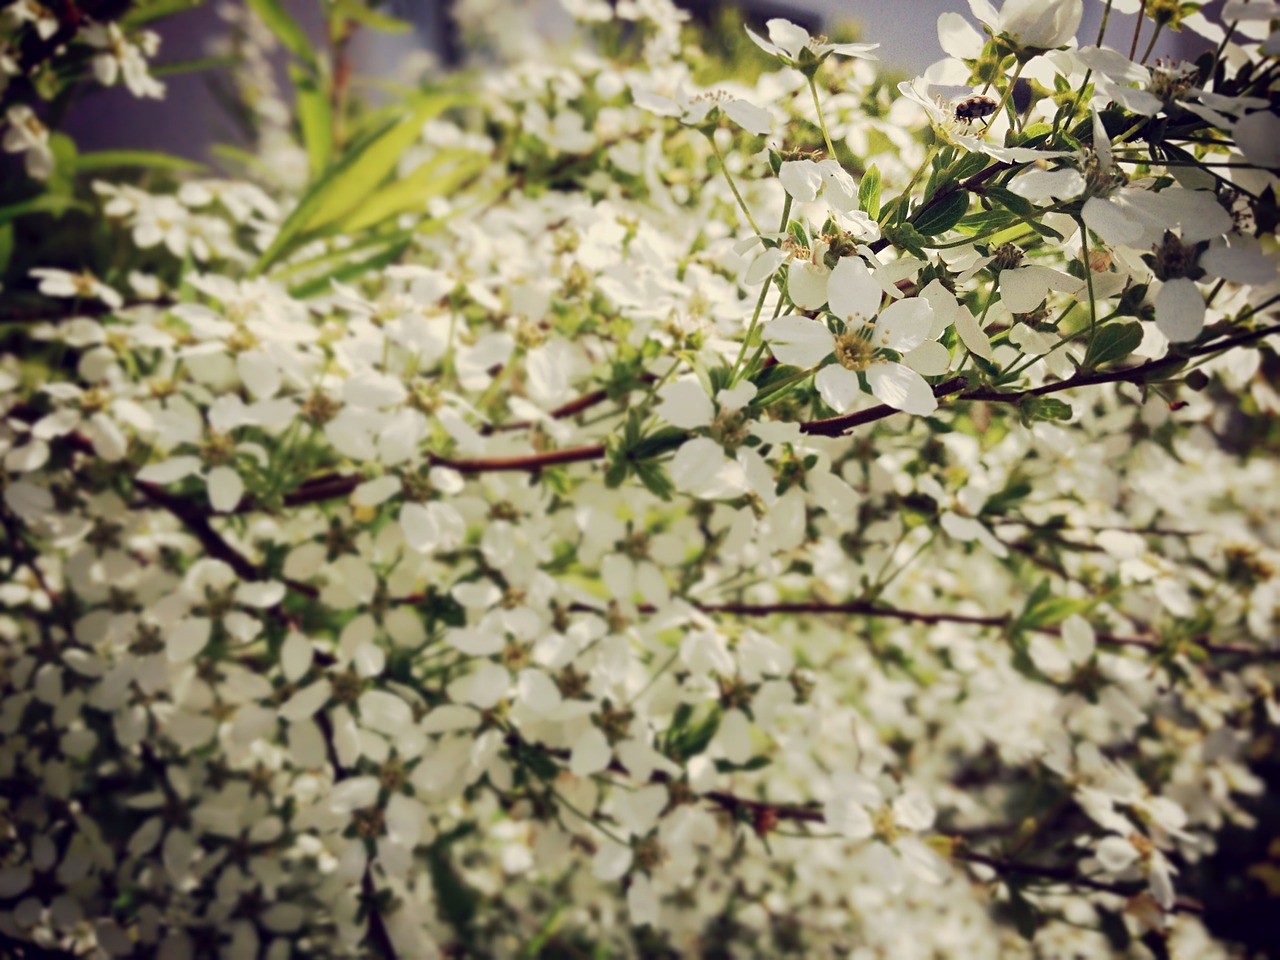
[834,331,876,372]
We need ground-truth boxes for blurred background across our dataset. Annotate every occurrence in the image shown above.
[66,0,1219,161]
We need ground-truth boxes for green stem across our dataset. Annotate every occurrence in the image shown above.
[983,60,1025,132]
[879,144,938,226]
[1139,22,1163,64]
[1054,0,1113,142]
[1077,217,1099,343]
[710,135,762,236]
[731,195,791,385]
[1209,0,1247,83]
[808,77,837,158]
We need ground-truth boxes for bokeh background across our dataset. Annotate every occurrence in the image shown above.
[67,0,1219,161]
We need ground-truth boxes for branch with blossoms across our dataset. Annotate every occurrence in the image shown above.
[3,0,1280,955]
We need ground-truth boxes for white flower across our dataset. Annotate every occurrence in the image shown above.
[778,158,859,212]
[968,0,1083,53]
[825,775,949,891]
[1079,109,1232,251]
[897,79,1073,162]
[765,257,944,416]
[3,105,54,180]
[631,84,771,136]
[83,22,165,99]
[745,18,879,67]
[29,268,124,310]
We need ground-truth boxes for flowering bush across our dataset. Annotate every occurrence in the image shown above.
[2,0,1279,956]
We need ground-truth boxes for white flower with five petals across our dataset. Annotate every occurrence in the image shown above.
[765,257,946,416]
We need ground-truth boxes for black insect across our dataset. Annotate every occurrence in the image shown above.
[953,95,998,124]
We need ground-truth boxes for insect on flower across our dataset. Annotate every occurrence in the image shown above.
[953,95,998,124]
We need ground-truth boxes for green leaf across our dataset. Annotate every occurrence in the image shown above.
[1015,578,1096,630]
[603,455,629,489]
[1021,596,1095,630]
[858,164,881,219]
[304,93,462,231]
[287,238,410,298]
[427,844,478,942]
[984,184,1035,218]
[521,905,566,958]
[629,426,687,461]
[0,222,13,277]
[1084,321,1143,368]
[243,0,317,66]
[714,755,771,773]
[74,150,206,173]
[1006,884,1040,940]
[0,195,88,225]
[291,65,333,178]
[1018,396,1073,425]
[151,55,238,78]
[911,190,970,236]
[633,460,675,501]
[250,93,460,274]
[950,150,992,183]
[341,149,485,232]
[122,0,202,27]
[332,0,412,33]
[881,221,929,258]
[669,706,722,761]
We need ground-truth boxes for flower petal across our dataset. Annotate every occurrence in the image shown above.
[764,314,833,368]
[1155,277,1205,342]
[815,365,863,413]
[787,260,831,311]
[866,362,937,416]
[873,297,934,353]
[826,257,880,325]
[903,340,951,376]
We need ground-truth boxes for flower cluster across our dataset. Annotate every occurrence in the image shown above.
[1,0,1278,956]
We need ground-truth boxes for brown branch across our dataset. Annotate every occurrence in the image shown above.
[314,712,399,960]
[800,378,970,437]
[260,444,608,511]
[954,850,1203,914]
[697,599,1280,661]
[482,373,655,435]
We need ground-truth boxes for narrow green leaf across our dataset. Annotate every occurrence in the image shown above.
[304,93,463,232]
[629,426,687,462]
[858,164,881,219]
[121,0,202,27]
[340,149,484,232]
[633,460,675,501]
[0,195,88,225]
[950,150,992,183]
[151,55,238,79]
[291,64,333,178]
[243,0,317,66]
[427,845,478,941]
[287,238,410,298]
[1021,596,1095,630]
[332,0,412,33]
[0,222,13,276]
[75,150,206,173]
